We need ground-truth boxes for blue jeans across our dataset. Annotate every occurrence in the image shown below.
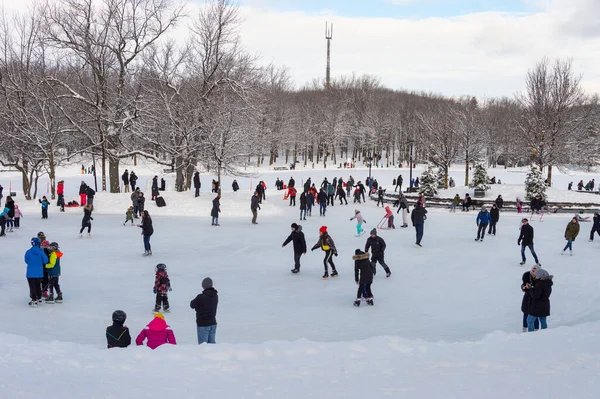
[521,244,539,263]
[563,239,573,251]
[212,216,218,225]
[523,313,539,329]
[197,325,217,344]
[319,202,326,215]
[527,315,547,332]
[143,235,151,251]
[300,209,306,219]
[415,223,424,244]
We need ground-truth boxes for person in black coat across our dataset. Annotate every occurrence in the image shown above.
[488,204,500,235]
[318,188,328,216]
[122,170,130,193]
[411,202,427,247]
[495,195,504,211]
[337,184,347,205]
[151,176,159,200]
[129,171,137,193]
[288,177,295,188]
[211,196,220,226]
[85,186,96,208]
[137,192,146,217]
[255,182,264,204]
[190,277,219,344]
[282,223,307,273]
[251,191,261,224]
[232,179,239,192]
[138,210,154,256]
[106,310,131,348]
[193,172,201,197]
[518,218,539,265]
[521,265,540,332]
[303,178,311,193]
[526,268,553,332]
[353,249,374,306]
[79,204,93,237]
[357,181,366,203]
[462,193,472,211]
[364,229,391,277]
[299,191,307,220]
[590,212,600,241]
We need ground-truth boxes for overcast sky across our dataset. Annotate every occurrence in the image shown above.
[4,0,600,98]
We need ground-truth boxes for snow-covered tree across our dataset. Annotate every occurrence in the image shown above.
[436,167,445,188]
[524,164,547,201]
[469,163,491,191]
[419,163,438,196]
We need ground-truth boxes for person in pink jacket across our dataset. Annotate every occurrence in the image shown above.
[135,313,177,349]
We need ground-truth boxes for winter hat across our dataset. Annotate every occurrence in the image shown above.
[291,223,298,229]
[14,204,18,209]
[355,249,364,255]
[202,277,213,289]
[319,226,328,233]
[370,228,377,235]
[355,209,359,213]
[154,312,165,320]
[534,268,552,280]
[482,206,487,211]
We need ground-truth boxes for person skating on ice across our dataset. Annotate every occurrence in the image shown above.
[376,187,385,207]
[411,202,427,247]
[488,204,499,235]
[282,223,307,274]
[396,192,410,228]
[590,212,600,241]
[365,229,391,277]
[525,268,553,332]
[251,191,261,225]
[79,204,93,238]
[211,195,220,226]
[337,183,348,205]
[520,265,540,333]
[311,226,338,279]
[124,206,135,226]
[138,210,154,256]
[518,218,540,266]
[475,206,491,241]
[44,242,63,304]
[137,191,145,218]
[350,209,366,236]
[318,188,327,216]
[153,263,172,312]
[353,249,374,306]
[106,310,131,348]
[299,190,308,220]
[25,237,48,307]
[562,216,580,255]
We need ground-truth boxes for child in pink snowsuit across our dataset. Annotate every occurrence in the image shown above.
[350,209,366,236]
[385,206,395,229]
[516,197,523,214]
[13,204,23,228]
[135,313,177,349]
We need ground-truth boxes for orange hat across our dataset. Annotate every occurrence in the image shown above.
[319,226,327,233]
[154,312,165,320]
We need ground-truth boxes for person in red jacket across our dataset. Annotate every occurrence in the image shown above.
[288,186,297,207]
[56,180,65,212]
[135,312,176,349]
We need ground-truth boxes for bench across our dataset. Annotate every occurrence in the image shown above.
[162,168,175,173]
[273,166,289,171]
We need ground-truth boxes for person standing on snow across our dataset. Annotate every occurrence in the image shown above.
[190,277,218,344]
[251,191,261,225]
[353,249,374,307]
[411,202,427,247]
[138,210,154,256]
[282,223,307,274]
[153,263,171,313]
[129,171,138,193]
[518,218,540,266]
[135,312,177,349]
[288,176,295,189]
[211,195,221,226]
[394,174,403,192]
[311,226,338,279]
[299,191,308,220]
[25,237,48,307]
[365,229,392,278]
[475,206,491,242]
[122,170,130,193]
[151,176,159,201]
[255,182,265,204]
[396,193,410,228]
[495,195,504,211]
[376,187,385,207]
[327,182,335,206]
[79,181,88,206]
[488,204,500,235]
[562,216,580,255]
[44,242,63,304]
[318,188,327,216]
[520,265,540,333]
[525,268,553,332]
[193,172,201,198]
[288,185,297,207]
[56,180,65,212]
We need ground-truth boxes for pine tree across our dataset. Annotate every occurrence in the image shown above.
[436,167,446,188]
[469,163,491,191]
[525,164,547,201]
[419,163,438,196]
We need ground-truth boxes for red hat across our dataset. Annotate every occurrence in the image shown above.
[319,226,327,233]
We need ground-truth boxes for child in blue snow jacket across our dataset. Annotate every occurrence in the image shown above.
[475,206,492,241]
[39,196,50,219]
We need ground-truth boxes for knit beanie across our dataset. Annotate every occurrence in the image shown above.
[319,226,327,233]
[534,268,552,280]
[370,228,377,235]
[291,223,298,229]
[202,277,213,289]
[154,312,165,320]
[355,249,364,255]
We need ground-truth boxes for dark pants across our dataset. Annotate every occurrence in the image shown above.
[138,206,144,217]
[251,209,258,223]
[48,276,61,295]
[294,252,302,270]
[323,250,336,273]
[155,293,169,310]
[143,235,152,251]
[27,278,42,301]
[523,312,539,329]
[195,187,200,197]
[130,182,136,192]
[488,220,497,235]
[415,223,424,245]
[80,222,91,234]
[357,283,373,299]
[58,194,64,211]
[377,198,384,207]
[262,191,266,201]
[289,196,296,206]
[339,196,347,205]
[41,208,48,218]
[371,254,391,275]
[319,202,326,216]
[14,217,20,227]
[327,194,334,206]
[307,204,312,215]
[42,268,49,291]
[590,226,600,241]
[477,224,488,240]
[0,217,5,236]
[133,205,139,217]
[361,192,366,202]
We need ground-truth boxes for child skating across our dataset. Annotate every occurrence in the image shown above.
[124,206,135,226]
[44,242,63,304]
[350,209,366,236]
[353,249,374,306]
[79,204,93,238]
[153,263,171,312]
[14,204,23,228]
[39,196,50,219]
[311,226,338,279]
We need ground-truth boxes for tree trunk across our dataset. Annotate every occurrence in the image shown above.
[109,158,120,193]
[464,150,470,186]
[101,145,107,192]
[217,164,222,197]
[547,165,552,187]
[49,150,56,200]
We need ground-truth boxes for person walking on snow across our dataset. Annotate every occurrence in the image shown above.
[79,204,93,238]
[13,204,23,228]
[353,249,374,307]
[211,196,220,226]
[311,226,338,279]
[397,193,410,228]
[518,218,539,266]
[411,202,427,247]
[135,312,176,349]
[475,206,491,241]
[193,172,201,197]
[122,170,130,193]
[129,171,138,193]
[251,191,261,224]
[190,277,218,344]
[365,229,391,277]
[138,210,154,256]
[589,212,600,241]
[394,175,403,192]
[562,216,580,255]
[282,223,307,274]
[488,204,499,235]
[153,263,171,312]
[299,191,308,220]
[57,180,65,211]
[350,209,366,236]
[288,185,297,206]
[318,188,327,216]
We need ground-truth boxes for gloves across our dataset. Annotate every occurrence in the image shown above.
[364,221,367,223]
[334,252,338,257]
[517,241,521,246]
[311,248,315,252]
[169,287,172,291]
[153,290,157,294]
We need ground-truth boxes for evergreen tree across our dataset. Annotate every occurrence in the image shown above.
[525,164,548,201]
[469,163,491,191]
[419,163,438,196]
[436,167,446,188]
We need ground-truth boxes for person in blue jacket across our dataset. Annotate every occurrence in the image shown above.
[475,206,492,242]
[25,237,49,306]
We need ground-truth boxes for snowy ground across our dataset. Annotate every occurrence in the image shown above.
[2,162,600,398]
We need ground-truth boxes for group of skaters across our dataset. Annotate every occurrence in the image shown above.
[0,195,23,236]
[24,232,63,306]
